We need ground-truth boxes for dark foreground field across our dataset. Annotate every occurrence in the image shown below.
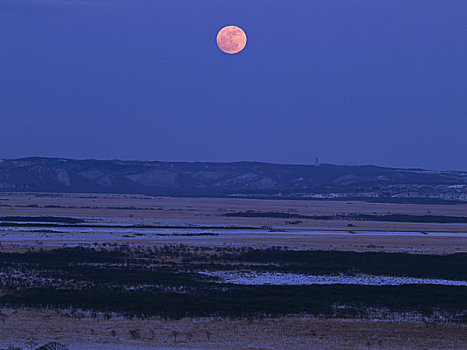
[0,246,466,322]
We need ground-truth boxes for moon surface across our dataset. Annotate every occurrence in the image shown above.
[216,26,247,54]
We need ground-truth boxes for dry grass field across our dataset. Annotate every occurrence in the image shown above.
[2,192,467,229]
[0,192,467,254]
[0,308,466,349]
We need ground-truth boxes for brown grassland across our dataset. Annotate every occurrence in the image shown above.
[1,192,467,254]
[0,308,466,349]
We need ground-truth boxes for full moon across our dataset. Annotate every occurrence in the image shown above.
[216,26,247,54]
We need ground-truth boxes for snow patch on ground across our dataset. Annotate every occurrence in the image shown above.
[199,271,467,286]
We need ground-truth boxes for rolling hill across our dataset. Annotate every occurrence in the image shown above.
[1,157,466,203]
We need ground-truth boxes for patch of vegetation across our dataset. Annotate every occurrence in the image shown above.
[0,246,465,322]
[352,213,467,223]
[0,246,465,279]
[222,211,467,223]
[1,285,465,321]
[0,222,256,230]
[210,247,467,280]
[0,216,85,224]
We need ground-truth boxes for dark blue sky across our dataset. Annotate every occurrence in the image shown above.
[1,0,466,170]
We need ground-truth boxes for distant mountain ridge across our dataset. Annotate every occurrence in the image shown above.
[1,157,467,203]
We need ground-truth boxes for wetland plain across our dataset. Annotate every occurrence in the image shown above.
[0,192,466,349]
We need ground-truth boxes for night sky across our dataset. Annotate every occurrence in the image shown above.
[1,0,466,170]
